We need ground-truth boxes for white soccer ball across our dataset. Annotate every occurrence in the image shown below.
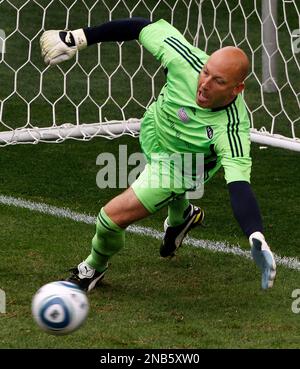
[32,281,89,335]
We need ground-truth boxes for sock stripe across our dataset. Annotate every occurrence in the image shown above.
[92,247,107,258]
[97,214,118,233]
[99,212,110,226]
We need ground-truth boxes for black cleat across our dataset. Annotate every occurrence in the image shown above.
[160,204,204,258]
[66,261,107,292]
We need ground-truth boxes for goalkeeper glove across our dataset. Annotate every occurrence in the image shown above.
[40,29,87,65]
[249,231,276,290]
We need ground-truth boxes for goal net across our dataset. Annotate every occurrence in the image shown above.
[0,0,299,150]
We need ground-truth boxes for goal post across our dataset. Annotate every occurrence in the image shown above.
[0,0,299,150]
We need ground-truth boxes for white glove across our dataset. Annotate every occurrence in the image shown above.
[249,231,276,289]
[40,29,87,65]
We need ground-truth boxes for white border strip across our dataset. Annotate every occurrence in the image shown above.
[1,194,299,271]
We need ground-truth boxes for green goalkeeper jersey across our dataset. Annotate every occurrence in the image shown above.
[138,19,252,184]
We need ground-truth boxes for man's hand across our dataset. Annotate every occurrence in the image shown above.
[40,29,87,65]
[249,232,276,290]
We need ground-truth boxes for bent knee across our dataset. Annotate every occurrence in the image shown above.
[104,188,150,228]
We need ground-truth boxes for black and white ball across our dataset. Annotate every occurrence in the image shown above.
[32,281,89,335]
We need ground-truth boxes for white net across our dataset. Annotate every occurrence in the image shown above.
[0,0,299,150]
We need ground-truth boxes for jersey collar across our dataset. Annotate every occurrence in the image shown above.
[210,96,238,112]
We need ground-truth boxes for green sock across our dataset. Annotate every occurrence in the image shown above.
[167,196,190,227]
[85,207,125,272]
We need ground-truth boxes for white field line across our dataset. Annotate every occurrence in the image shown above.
[1,194,299,271]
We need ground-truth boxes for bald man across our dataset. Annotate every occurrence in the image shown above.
[40,18,276,292]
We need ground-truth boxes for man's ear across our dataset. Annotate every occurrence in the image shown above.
[233,82,245,96]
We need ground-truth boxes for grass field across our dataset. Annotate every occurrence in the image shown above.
[0,137,300,349]
[0,0,300,350]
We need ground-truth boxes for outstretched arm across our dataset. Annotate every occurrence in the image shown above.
[228,180,263,238]
[228,181,276,289]
[40,17,151,65]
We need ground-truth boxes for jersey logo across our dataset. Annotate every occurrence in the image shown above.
[177,107,190,123]
[206,126,213,139]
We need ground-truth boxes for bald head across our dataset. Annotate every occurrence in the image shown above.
[209,46,250,84]
[196,46,250,109]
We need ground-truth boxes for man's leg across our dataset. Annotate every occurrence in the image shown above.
[104,187,151,228]
[67,187,150,291]
[86,187,150,271]
[130,162,205,258]
[85,164,194,271]
[160,197,205,258]
[167,196,190,227]
[67,162,193,291]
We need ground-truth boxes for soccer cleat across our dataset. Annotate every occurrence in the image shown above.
[250,236,276,290]
[160,204,204,258]
[66,261,107,292]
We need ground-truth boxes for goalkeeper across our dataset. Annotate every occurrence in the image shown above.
[40,17,276,291]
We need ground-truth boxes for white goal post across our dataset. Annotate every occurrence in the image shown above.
[0,0,299,151]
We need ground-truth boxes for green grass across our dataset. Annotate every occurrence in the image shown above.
[0,138,300,348]
[0,0,299,349]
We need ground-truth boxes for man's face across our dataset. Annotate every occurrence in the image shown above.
[196,58,244,109]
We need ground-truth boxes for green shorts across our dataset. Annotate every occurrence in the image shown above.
[131,161,201,214]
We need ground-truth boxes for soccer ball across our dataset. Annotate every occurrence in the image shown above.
[32,281,89,335]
